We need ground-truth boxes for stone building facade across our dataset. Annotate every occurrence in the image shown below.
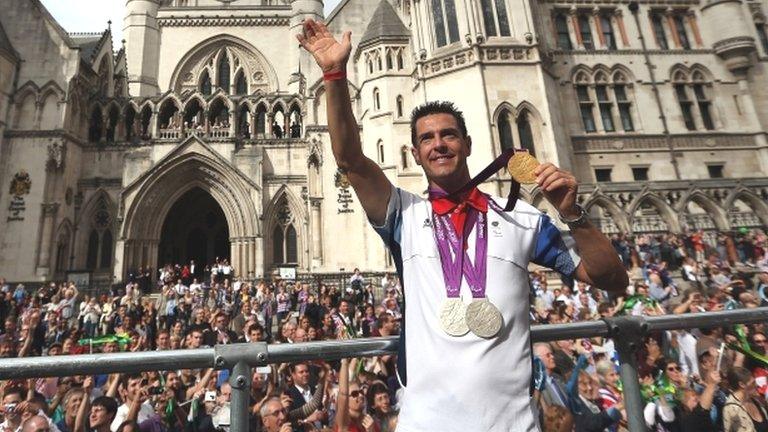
[0,0,766,287]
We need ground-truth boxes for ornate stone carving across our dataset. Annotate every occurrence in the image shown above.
[9,171,31,197]
[47,141,66,170]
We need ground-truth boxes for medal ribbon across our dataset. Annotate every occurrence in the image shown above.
[432,209,488,299]
[443,147,521,211]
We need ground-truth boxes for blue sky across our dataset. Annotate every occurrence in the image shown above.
[40,0,342,49]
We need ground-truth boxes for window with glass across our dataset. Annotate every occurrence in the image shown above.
[675,84,696,130]
[757,23,768,54]
[579,15,594,49]
[707,164,724,178]
[600,14,617,50]
[217,55,231,92]
[396,96,404,117]
[480,0,511,37]
[632,167,649,181]
[517,113,535,156]
[432,0,460,47]
[673,15,691,49]
[555,14,572,49]
[693,84,714,130]
[614,85,634,131]
[595,85,615,132]
[577,85,597,132]
[373,88,380,110]
[651,14,668,49]
[595,168,612,182]
[497,109,514,151]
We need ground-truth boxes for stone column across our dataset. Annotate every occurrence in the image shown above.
[310,200,323,267]
[254,236,264,278]
[593,8,605,47]
[569,8,583,47]
[36,203,60,276]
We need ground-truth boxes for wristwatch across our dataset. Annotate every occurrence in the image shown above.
[558,204,588,228]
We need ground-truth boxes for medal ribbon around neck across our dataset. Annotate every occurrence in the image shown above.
[432,210,488,299]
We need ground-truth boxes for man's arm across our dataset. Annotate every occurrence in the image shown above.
[535,162,628,294]
[297,19,392,225]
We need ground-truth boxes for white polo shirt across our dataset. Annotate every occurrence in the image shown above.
[373,186,579,432]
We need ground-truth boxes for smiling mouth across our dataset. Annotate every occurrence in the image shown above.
[431,154,454,162]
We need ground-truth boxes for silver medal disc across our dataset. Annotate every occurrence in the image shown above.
[439,298,469,337]
[465,299,503,338]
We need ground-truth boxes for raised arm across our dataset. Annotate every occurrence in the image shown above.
[297,19,392,225]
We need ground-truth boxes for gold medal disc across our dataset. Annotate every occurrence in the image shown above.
[465,299,503,338]
[439,298,470,337]
[507,152,540,184]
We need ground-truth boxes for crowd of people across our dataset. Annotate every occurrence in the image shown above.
[0,228,765,432]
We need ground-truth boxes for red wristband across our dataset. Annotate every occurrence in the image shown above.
[323,70,346,81]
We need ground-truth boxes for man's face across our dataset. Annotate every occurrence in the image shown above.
[249,328,263,342]
[534,345,556,372]
[215,315,227,330]
[261,400,287,431]
[127,378,143,400]
[411,113,471,185]
[2,393,22,420]
[218,384,232,404]
[157,333,169,349]
[89,405,113,428]
[291,364,310,386]
[189,331,203,348]
[294,329,307,342]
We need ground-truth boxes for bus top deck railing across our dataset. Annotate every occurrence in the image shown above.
[0,308,766,432]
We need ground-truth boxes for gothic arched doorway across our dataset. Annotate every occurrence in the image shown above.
[157,188,230,269]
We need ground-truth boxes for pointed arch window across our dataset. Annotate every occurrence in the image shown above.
[89,108,103,143]
[100,230,113,269]
[273,197,298,265]
[373,88,381,110]
[386,50,394,70]
[200,70,212,95]
[397,49,404,69]
[401,146,410,169]
[396,95,404,117]
[85,197,113,271]
[517,112,535,156]
[432,0,460,47]
[217,54,231,93]
[255,105,267,136]
[87,231,99,269]
[378,139,385,164]
[55,229,70,274]
[286,226,298,263]
[497,109,514,151]
[234,70,247,95]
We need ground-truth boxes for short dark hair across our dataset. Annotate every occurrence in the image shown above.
[410,101,468,146]
[92,396,118,416]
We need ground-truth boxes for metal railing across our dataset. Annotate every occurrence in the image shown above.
[1,308,767,432]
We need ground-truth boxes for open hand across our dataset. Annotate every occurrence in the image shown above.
[296,19,351,73]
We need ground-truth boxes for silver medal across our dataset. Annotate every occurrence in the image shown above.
[439,298,469,337]
[465,299,503,338]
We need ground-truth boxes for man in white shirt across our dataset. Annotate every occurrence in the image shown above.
[174,279,189,297]
[111,374,154,431]
[298,20,627,431]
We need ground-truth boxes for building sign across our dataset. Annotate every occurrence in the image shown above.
[7,170,30,222]
[335,169,354,214]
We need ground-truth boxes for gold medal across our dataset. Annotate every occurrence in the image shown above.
[439,298,469,337]
[465,299,503,338]
[507,152,540,184]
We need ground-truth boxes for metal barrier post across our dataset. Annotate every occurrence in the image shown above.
[605,316,648,432]
[229,360,251,432]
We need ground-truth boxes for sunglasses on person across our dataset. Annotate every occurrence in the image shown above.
[666,366,681,372]
[755,339,767,345]
[349,390,365,398]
